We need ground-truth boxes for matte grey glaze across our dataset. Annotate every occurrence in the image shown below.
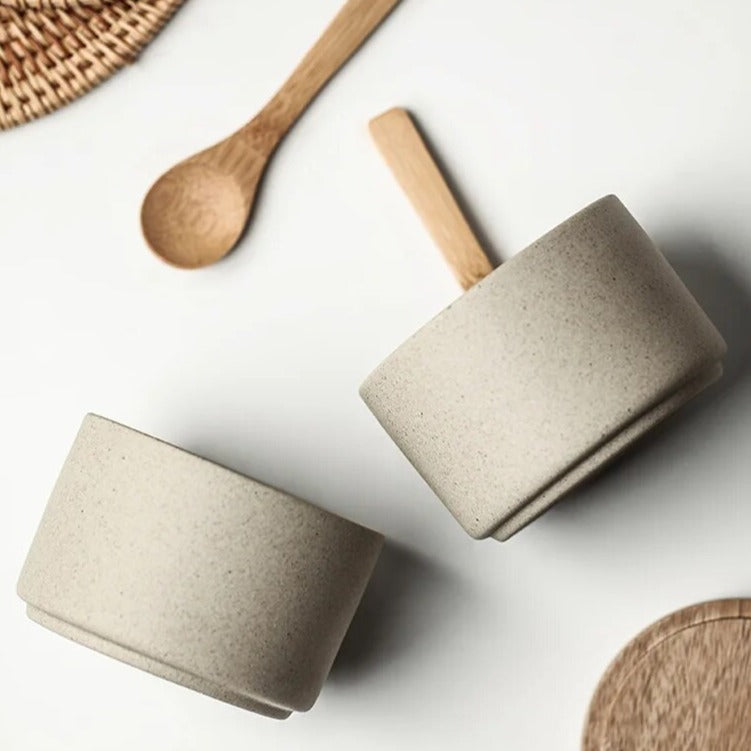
[18,414,384,718]
[361,196,726,541]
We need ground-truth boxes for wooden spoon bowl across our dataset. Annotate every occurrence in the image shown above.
[142,162,251,269]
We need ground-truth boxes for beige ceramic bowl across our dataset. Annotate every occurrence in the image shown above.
[18,414,384,718]
[361,196,726,541]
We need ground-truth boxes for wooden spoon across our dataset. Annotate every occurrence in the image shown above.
[369,107,494,289]
[142,0,403,269]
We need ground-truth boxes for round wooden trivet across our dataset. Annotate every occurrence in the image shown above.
[583,599,751,750]
[0,0,185,130]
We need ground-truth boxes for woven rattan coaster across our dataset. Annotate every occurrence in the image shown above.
[583,599,751,750]
[0,0,185,129]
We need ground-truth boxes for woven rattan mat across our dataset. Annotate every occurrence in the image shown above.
[0,0,185,129]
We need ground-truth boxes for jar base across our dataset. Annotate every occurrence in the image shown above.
[492,361,724,541]
[26,605,292,719]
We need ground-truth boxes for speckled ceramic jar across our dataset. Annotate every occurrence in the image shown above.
[361,195,726,541]
[17,414,384,718]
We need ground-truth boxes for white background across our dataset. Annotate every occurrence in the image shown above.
[2,0,751,748]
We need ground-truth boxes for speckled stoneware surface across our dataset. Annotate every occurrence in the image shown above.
[361,195,727,541]
[17,414,384,718]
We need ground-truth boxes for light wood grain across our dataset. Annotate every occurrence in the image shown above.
[369,107,494,290]
[261,0,404,138]
[141,0,403,269]
[583,599,751,751]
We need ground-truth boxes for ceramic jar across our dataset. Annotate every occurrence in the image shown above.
[361,195,726,541]
[17,414,384,718]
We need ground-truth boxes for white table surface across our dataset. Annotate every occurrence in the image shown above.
[2,0,751,748]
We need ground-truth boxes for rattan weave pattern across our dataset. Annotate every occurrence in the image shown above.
[0,0,185,129]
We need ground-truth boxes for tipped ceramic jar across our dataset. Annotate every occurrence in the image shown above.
[361,196,726,541]
[18,414,384,719]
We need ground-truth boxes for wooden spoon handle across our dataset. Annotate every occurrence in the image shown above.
[369,108,494,290]
[262,0,403,136]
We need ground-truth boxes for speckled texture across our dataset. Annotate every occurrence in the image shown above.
[17,414,384,718]
[361,196,727,540]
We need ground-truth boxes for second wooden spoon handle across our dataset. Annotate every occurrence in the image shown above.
[369,108,494,290]
[265,0,403,134]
